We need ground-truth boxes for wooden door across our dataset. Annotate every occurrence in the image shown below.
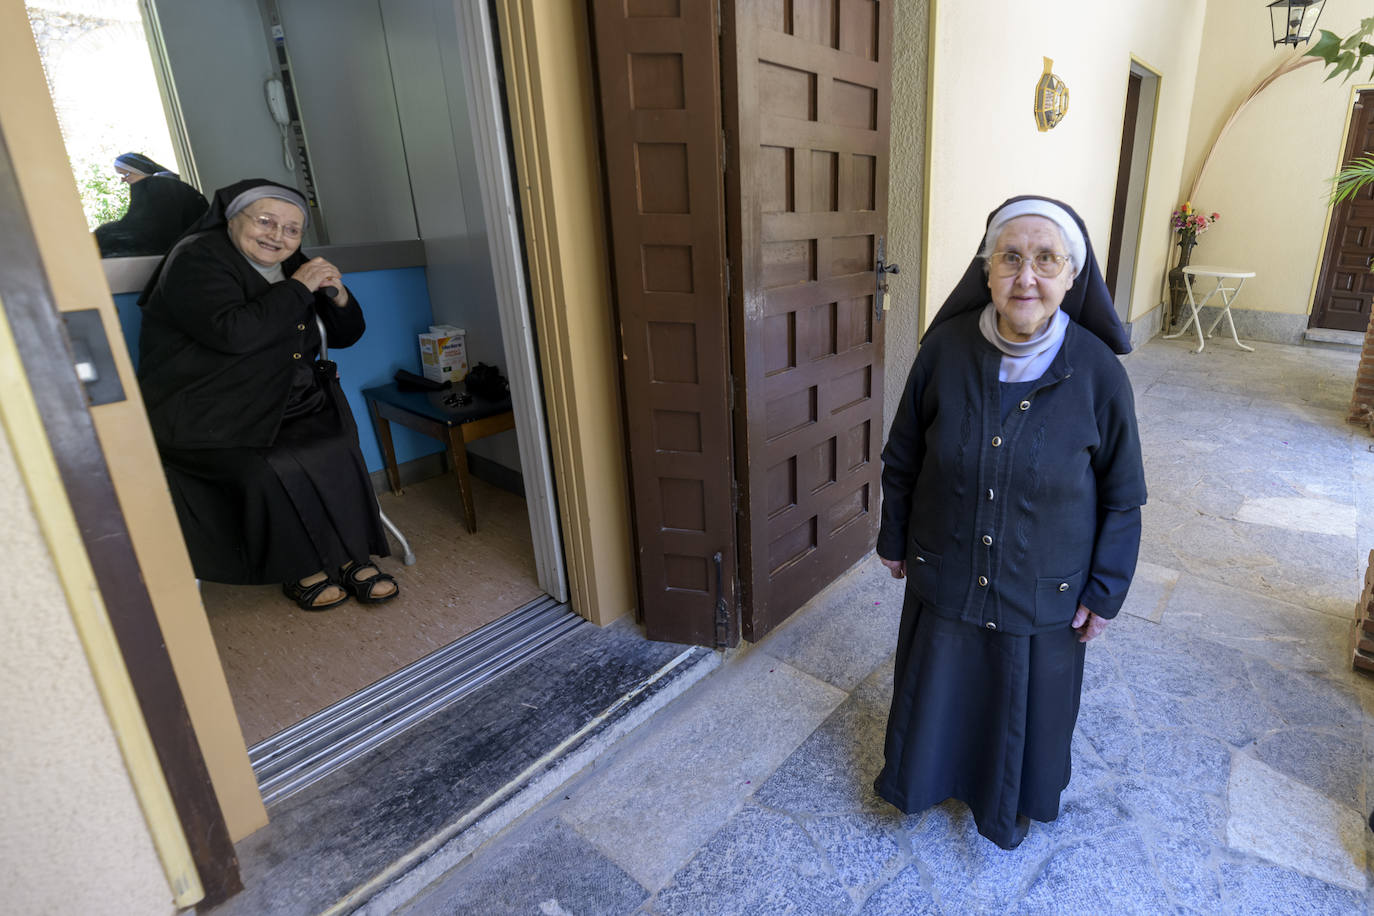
[1105,71,1142,295]
[724,0,892,639]
[1314,90,1374,332]
[589,0,737,645]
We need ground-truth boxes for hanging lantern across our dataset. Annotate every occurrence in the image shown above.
[1268,0,1326,47]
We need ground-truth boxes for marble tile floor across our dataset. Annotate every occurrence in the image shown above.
[395,336,1374,915]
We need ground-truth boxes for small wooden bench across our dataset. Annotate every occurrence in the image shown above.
[362,381,515,533]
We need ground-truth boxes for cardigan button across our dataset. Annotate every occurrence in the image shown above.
[1019,400,1031,411]
[1058,582,1069,592]
[297,323,307,331]
[977,576,988,587]
[985,621,997,630]
[292,352,302,359]
[986,488,994,500]
[982,535,993,546]
[991,436,1003,447]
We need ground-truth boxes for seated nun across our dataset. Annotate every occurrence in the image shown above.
[94,153,208,257]
[136,178,398,610]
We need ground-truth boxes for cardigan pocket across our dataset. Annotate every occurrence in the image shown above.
[1034,569,1085,627]
[907,537,943,605]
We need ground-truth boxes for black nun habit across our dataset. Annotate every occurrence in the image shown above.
[94,153,208,257]
[136,178,388,587]
[873,195,1146,849]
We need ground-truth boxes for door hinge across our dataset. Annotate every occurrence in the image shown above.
[721,130,728,174]
[724,257,731,299]
[726,372,735,410]
[730,478,740,515]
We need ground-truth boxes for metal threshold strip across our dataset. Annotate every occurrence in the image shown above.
[250,595,584,805]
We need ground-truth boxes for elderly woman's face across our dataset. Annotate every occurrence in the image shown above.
[986,216,1074,342]
[229,198,305,268]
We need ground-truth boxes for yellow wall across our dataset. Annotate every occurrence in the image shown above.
[0,383,176,915]
[1181,0,1367,316]
[1,3,265,840]
[494,0,637,625]
[921,0,1206,328]
[884,1,932,431]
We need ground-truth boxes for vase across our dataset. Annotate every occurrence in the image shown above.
[1167,236,1198,328]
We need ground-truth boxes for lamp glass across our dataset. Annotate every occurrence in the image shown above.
[1268,0,1325,46]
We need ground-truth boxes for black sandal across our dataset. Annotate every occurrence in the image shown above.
[282,576,349,611]
[339,562,399,604]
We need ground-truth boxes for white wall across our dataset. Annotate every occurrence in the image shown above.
[921,0,1207,330]
[153,0,296,195]
[1180,0,1369,317]
[382,0,520,473]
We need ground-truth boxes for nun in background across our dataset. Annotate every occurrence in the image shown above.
[94,152,207,257]
[137,178,398,611]
[873,195,1146,849]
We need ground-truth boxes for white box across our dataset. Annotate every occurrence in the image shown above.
[418,326,468,383]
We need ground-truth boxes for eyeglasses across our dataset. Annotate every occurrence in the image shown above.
[988,250,1069,278]
[245,214,303,239]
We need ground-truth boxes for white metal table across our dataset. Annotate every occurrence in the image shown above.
[1163,265,1256,353]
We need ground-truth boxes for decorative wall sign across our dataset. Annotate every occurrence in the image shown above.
[1034,57,1069,131]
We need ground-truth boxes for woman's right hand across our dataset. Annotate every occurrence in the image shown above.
[880,556,905,579]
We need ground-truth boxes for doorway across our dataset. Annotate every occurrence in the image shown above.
[1312,89,1374,332]
[24,0,569,803]
[1105,58,1160,319]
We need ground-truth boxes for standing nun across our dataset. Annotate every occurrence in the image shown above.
[873,195,1146,849]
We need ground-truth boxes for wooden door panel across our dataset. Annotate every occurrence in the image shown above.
[590,0,735,646]
[1316,93,1374,332]
[728,0,891,641]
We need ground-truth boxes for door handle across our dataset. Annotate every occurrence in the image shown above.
[875,237,901,322]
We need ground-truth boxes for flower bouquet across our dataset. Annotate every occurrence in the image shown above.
[1171,202,1219,247]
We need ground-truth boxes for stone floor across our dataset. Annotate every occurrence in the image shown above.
[391,335,1374,916]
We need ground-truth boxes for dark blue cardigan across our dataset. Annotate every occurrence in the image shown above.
[877,310,1146,635]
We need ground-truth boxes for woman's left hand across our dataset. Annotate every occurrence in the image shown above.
[1071,604,1107,643]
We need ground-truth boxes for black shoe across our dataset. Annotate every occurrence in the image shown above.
[997,814,1031,850]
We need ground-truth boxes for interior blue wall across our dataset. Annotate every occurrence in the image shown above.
[111,266,446,473]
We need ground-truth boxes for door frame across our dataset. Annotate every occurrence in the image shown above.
[1104,57,1161,321]
[1307,83,1374,331]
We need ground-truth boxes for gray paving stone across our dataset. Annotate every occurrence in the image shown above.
[1219,861,1365,915]
[803,813,906,892]
[558,650,845,889]
[754,686,889,817]
[1010,826,1171,916]
[1147,832,1222,913]
[1114,778,1226,844]
[401,817,647,916]
[1131,683,1283,748]
[759,559,905,692]
[1077,688,1144,773]
[1226,752,1367,892]
[652,804,852,916]
[856,865,940,916]
[1243,659,1365,730]
[1156,573,1354,677]
[1137,729,1232,794]
[906,799,1057,914]
[1252,728,1365,807]
[1038,786,1134,842]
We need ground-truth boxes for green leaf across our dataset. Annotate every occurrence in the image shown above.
[1308,29,1343,62]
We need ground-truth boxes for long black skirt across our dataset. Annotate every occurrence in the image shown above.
[875,599,1086,848]
[158,393,388,586]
